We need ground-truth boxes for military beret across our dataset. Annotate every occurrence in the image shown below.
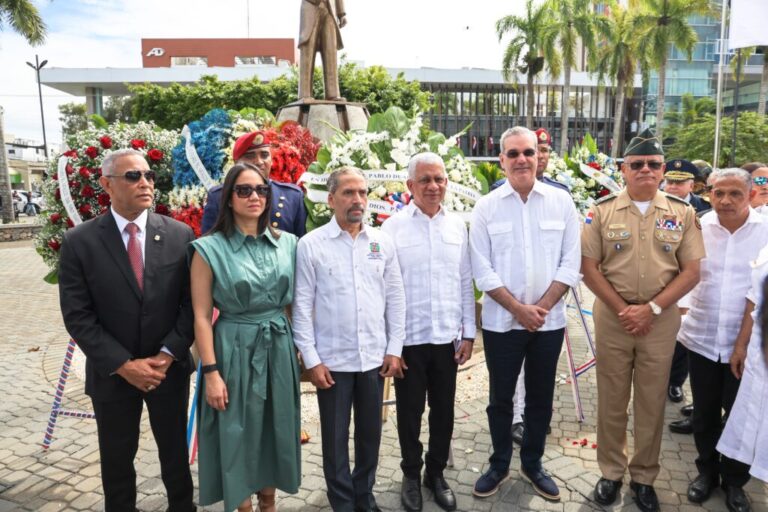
[624,128,664,157]
[664,159,699,181]
[535,128,552,147]
[232,131,272,162]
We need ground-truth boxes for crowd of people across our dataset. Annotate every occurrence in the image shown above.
[56,125,768,512]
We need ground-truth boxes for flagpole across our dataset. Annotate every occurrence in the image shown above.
[713,0,729,168]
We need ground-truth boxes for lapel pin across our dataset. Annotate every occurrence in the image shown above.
[154,235,161,241]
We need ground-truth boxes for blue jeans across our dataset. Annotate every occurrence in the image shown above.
[483,328,564,473]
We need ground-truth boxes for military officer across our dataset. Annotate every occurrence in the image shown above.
[581,128,705,512]
[201,131,307,236]
[664,159,711,215]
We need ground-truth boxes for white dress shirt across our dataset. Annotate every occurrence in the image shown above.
[292,216,406,372]
[470,179,581,332]
[381,203,476,346]
[112,208,148,262]
[678,209,768,361]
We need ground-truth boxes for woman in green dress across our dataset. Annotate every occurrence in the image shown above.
[190,163,301,512]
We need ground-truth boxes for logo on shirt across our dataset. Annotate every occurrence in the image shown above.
[585,212,593,225]
[368,241,383,260]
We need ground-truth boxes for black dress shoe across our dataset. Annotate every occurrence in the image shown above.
[723,484,751,512]
[401,475,422,511]
[681,404,694,417]
[594,477,622,505]
[630,481,660,512]
[668,385,684,403]
[424,473,456,511]
[669,417,693,434]
[687,473,718,503]
[511,422,524,445]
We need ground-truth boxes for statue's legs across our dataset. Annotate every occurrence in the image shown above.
[319,23,342,100]
[298,42,317,100]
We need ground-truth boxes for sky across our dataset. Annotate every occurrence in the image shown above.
[1,0,523,143]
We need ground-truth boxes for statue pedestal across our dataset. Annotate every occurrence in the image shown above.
[277,99,370,143]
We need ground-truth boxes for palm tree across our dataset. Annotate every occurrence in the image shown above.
[496,0,549,127]
[633,0,711,142]
[756,48,768,116]
[542,0,604,154]
[0,0,46,224]
[593,4,644,158]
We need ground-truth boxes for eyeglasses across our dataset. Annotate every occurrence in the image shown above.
[753,176,768,186]
[105,170,156,183]
[234,184,271,198]
[504,148,537,159]
[628,160,664,171]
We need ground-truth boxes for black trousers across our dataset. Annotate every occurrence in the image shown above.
[669,340,689,388]
[91,382,194,512]
[688,350,751,487]
[395,343,457,479]
[483,328,564,473]
[317,368,384,512]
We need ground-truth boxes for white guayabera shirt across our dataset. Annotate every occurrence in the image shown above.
[292,216,406,372]
[469,180,582,332]
[678,209,768,361]
[381,203,476,346]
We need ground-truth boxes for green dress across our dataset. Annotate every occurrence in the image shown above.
[191,229,301,511]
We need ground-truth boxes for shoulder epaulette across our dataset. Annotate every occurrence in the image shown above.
[664,192,689,205]
[595,193,618,205]
[272,181,302,192]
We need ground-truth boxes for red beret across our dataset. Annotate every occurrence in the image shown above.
[535,128,552,146]
[232,131,271,162]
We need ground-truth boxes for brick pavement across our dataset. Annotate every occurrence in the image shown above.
[0,240,766,511]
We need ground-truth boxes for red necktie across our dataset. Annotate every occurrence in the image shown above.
[125,223,144,292]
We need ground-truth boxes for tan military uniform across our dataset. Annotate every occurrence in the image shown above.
[582,189,705,484]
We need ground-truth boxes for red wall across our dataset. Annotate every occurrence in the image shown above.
[141,39,296,67]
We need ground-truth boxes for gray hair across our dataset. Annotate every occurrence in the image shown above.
[710,167,752,190]
[327,166,367,194]
[102,149,146,176]
[499,126,537,151]
[407,152,445,179]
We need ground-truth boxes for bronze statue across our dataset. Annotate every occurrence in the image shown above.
[298,0,347,101]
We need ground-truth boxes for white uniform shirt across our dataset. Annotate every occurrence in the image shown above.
[469,180,581,332]
[678,209,768,362]
[381,203,476,346]
[292,216,406,372]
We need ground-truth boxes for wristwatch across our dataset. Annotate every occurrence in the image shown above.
[648,301,662,316]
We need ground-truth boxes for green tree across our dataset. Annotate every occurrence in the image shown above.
[496,0,549,126]
[663,93,715,148]
[542,0,604,154]
[1,0,47,224]
[58,102,88,139]
[633,0,712,142]
[667,111,768,164]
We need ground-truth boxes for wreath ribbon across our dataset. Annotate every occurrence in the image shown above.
[57,156,82,226]
[181,125,217,191]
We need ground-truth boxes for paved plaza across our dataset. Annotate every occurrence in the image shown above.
[0,240,767,511]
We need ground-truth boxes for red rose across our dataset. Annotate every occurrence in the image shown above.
[81,185,95,198]
[598,188,611,197]
[78,167,91,179]
[154,203,169,216]
[65,165,74,176]
[52,172,58,181]
[79,203,92,215]
[147,148,164,162]
[68,180,80,190]
[66,218,75,228]
[63,150,78,158]
[95,167,102,176]
[85,146,99,159]
[130,139,146,150]
[48,240,61,251]
[99,135,113,149]
[97,193,111,206]
[50,213,61,224]
[587,162,601,170]
[55,189,61,200]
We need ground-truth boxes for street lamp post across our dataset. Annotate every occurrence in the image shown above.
[26,55,48,159]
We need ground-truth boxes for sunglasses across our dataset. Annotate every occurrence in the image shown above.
[234,184,271,198]
[504,148,537,159]
[754,176,768,186]
[105,170,156,183]
[628,160,664,171]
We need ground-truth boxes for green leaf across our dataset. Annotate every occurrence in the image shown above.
[89,114,108,129]
[43,268,59,285]
[473,167,490,195]
[315,147,331,169]
[426,133,446,153]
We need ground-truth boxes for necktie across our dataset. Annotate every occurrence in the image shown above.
[125,222,144,292]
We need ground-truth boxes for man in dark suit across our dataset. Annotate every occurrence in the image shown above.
[201,130,307,236]
[59,148,196,512]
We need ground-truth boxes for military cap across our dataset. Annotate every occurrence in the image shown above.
[691,160,713,182]
[232,131,272,162]
[624,128,664,157]
[535,128,552,147]
[664,159,699,182]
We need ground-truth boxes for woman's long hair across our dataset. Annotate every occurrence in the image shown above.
[207,163,278,239]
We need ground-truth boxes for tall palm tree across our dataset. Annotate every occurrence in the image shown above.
[757,48,767,116]
[542,0,604,154]
[593,4,644,158]
[0,0,46,224]
[496,0,549,127]
[633,0,711,142]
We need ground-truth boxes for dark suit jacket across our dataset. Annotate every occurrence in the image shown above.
[58,210,195,401]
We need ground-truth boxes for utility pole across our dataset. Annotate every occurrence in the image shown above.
[26,55,49,159]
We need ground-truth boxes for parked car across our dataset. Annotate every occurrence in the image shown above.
[12,191,44,216]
